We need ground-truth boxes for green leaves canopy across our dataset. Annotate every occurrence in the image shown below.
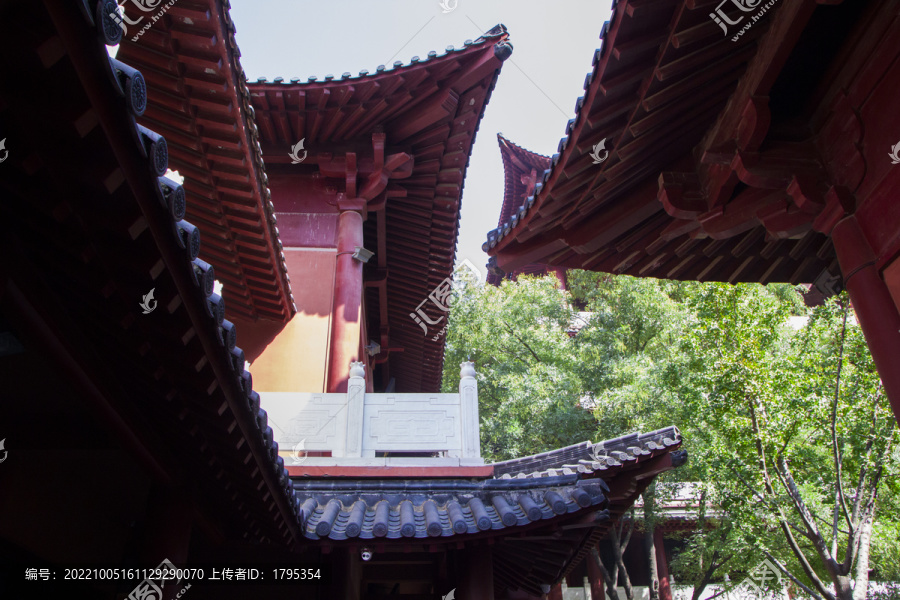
[440,271,899,590]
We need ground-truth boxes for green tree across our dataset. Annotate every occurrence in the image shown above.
[441,275,596,461]
[672,285,898,600]
[442,273,899,600]
[445,272,699,600]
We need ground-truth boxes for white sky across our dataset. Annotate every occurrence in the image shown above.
[229,0,613,278]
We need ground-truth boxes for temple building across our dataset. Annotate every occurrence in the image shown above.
[484,0,900,428]
[0,1,683,600]
[487,135,565,287]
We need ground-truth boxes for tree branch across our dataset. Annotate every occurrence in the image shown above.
[761,551,826,600]
[501,321,543,364]
[831,303,853,532]
[621,509,635,553]
[831,486,840,559]
[723,463,809,539]
[690,548,726,600]
[843,397,885,572]
[775,455,839,575]
[748,398,834,599]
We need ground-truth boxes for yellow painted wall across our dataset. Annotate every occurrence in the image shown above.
[249,249,335,393]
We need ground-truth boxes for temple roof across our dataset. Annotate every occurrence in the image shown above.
[248,26,513,392]
[496,134,551,228]
[116,0,296,323]
[290,426,683,595]
[487,135,552,285]
[481,0,868,286]
[297,478,610,542]
[3,0,300,545]
[491,426,682,478]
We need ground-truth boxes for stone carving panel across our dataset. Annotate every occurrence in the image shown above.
[261,392,348,452]
[367,412,457,446]
[362,394,463,453]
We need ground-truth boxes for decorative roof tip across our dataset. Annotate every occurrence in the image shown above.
[494,41,513,62]
[496,134,551,160]
[483,23,508,37]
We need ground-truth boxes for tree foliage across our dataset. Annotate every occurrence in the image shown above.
[441,271,899,598]
[441,275,596,460]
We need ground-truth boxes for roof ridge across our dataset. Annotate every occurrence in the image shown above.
[497,132,552,161]
[490,426,683,478]
[484,5,616,254]
[251,24,511,86]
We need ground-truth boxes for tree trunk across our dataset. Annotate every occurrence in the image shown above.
[852,511,875,600]
[645,481,660,600]
[834,575,853,600]
[591,547,620,600]
[610,520,635,600]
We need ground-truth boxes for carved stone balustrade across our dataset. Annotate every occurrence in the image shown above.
[262,362,482,466]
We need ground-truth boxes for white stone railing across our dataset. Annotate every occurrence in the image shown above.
[262,362,483,466]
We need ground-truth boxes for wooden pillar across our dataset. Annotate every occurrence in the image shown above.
[331,548,361,600]
[553,268,567,289]
[832,216,900,426]
[549,582,564,600]
[654,529,672,600]
[327,196,366,393]
[458,545,494,600]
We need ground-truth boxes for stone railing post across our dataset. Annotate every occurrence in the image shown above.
[345,361,366,457]
[459,361,480,458]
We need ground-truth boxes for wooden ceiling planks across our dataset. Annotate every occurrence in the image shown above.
[485,0,849,288]
[117,0,296,324]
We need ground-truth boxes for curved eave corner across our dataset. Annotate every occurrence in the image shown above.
[483,0,622,261]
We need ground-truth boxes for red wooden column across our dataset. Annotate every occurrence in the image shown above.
[330,548,361,600]
[655,529,673,600]
[832,215,900,426]
[458,545,494,600]
[327,196,366,393]
[548,583,564,600]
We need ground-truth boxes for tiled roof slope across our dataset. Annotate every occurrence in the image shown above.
[295,476,610,596]
[291,426,681,539]
[249,26,513,392]
[115,0,296,323]
[290,426,682,595]
[297,477,609,541]
[2,0,299,544]
[484,0,836,285]
[492,426,682,478]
